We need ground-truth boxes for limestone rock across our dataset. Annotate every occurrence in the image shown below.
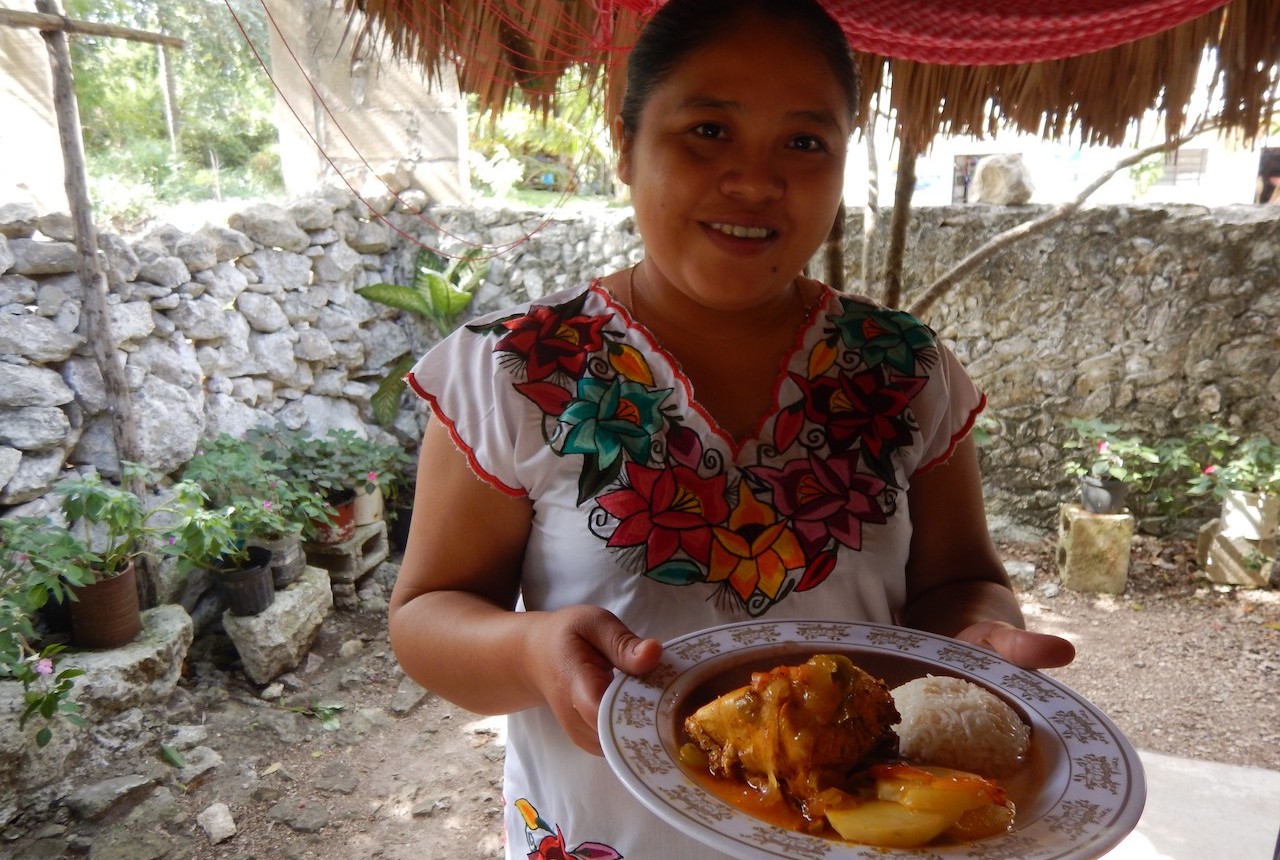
[971,154,1035,205]
[222,567,334,684]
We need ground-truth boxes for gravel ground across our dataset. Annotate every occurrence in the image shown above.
[5,534,1277,860]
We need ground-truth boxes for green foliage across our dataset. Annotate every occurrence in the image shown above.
[468,66,614,199]
[1188,431,1280,498]
[1061,418,1159,483]
[358,248,489,427]
[182,433,330,541]
[67,0,283,223]
[284,700,344,731]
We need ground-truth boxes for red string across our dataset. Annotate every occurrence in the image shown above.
[226,0,605,261]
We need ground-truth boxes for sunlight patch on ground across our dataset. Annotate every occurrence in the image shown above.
[465,714,508,747]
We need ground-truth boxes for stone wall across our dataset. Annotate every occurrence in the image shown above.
[2,195,1277,531]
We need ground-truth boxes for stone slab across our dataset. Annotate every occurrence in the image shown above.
[1057,504,1133,594]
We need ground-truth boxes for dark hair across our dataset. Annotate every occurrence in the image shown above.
[619,0,859,135]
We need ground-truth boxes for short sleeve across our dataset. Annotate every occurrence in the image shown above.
[912,340,986,476]
[406,322,532,498]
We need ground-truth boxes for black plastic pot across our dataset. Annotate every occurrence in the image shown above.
[1080,476,1127,515]
[214,546,276,616]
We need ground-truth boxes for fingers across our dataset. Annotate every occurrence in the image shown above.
[535,607,665,757]
[957,620,1076,670]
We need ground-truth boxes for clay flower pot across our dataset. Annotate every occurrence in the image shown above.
[69,560,143,649]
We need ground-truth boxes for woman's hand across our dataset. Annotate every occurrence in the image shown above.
[956,620,1075,670]
[521,605,664,756]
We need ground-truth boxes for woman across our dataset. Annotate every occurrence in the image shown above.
[393,0,1074,855]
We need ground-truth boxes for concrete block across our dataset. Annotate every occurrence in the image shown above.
[1056,504,1133,594]
[304,521,389,610]
[1202,530,1277,588]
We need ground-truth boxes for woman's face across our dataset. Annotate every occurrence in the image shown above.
[616,12,852,310]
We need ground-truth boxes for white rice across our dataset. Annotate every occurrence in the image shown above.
[891,675,1030,777]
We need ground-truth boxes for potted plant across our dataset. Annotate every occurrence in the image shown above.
[162,496,281,617]
[182,433,330,587]
[1189,433,1280,540]
[50,468,208,648]
[1061,418,1160,515]
[343,433,417,528]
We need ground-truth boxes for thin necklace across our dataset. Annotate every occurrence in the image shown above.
[624,262,818,342]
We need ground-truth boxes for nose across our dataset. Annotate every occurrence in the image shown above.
[719,151,784,202]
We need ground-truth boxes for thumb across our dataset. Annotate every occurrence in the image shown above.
[610,631,664,677]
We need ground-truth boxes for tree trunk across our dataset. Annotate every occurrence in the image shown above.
[861,114,881,290]
[36,0,154,607]
[881,141,918,309]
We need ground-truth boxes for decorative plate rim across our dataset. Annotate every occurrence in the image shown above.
[599,619,1146,860]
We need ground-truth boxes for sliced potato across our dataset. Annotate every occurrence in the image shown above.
[875,764,1004,816]
[825,800,954,848]
[945,799,1016,841]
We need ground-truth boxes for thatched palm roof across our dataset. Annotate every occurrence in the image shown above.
[343,0,1279,150]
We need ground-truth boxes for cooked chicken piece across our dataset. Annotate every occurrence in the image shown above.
[683,654,899,807]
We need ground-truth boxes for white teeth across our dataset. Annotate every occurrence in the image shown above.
[710,223,771,239]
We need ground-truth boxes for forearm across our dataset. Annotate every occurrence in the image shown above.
[389,589,544,716]
[898,577,1026,639]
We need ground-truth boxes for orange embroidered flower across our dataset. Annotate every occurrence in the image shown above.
[709,484,805,601]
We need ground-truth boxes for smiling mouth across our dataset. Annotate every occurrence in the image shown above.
[707,222,775,240]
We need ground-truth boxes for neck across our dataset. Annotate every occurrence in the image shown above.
[627,262,812,343]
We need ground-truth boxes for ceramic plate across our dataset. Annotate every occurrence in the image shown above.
[599,619,1145,860]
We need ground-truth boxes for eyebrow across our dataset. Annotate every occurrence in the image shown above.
[676,96,844,130]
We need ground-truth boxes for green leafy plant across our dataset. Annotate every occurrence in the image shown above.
[53,465,203,580]
[162,495,280,572]
[182,432,331,541]
[1189,432,1280,499]
[357,248,489,427]
[0,521,91,747]
[1061,418,1160,483]
[0,465,213,747]
[284,699,344,731]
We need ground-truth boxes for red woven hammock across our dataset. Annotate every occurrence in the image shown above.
[613,0,1235,65]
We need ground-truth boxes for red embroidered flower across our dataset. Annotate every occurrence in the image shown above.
[495,305,608,382]
[598,462,729,568]
[789,365,927,461]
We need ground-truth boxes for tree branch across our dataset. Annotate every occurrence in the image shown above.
[906,122,1217,319]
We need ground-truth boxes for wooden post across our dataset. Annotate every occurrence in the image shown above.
[35,0,154,605]
[881,141,918,310]
[822,201,846,292]
[861,113,880,291]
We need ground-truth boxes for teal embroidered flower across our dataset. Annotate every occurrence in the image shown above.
[561,376,672,469]
[828,302,937,375]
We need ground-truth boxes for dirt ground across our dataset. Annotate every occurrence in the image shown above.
[9,534,1279,860]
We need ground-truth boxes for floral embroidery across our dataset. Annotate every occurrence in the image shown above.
[516,798,623,860]
[474,287,940,615]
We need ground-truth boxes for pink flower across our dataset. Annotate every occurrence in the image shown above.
[35,658,54,676]
[1097,440,1110,454]
[1203,464,1218,475]
[367,471,378,483]
[263,500,272,509]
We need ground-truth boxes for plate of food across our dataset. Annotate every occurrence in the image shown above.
[599,619,1145,859]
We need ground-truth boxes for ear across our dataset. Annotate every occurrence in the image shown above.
[612,115,633,186]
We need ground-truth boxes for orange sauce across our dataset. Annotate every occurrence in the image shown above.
[682,759,1015,845]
